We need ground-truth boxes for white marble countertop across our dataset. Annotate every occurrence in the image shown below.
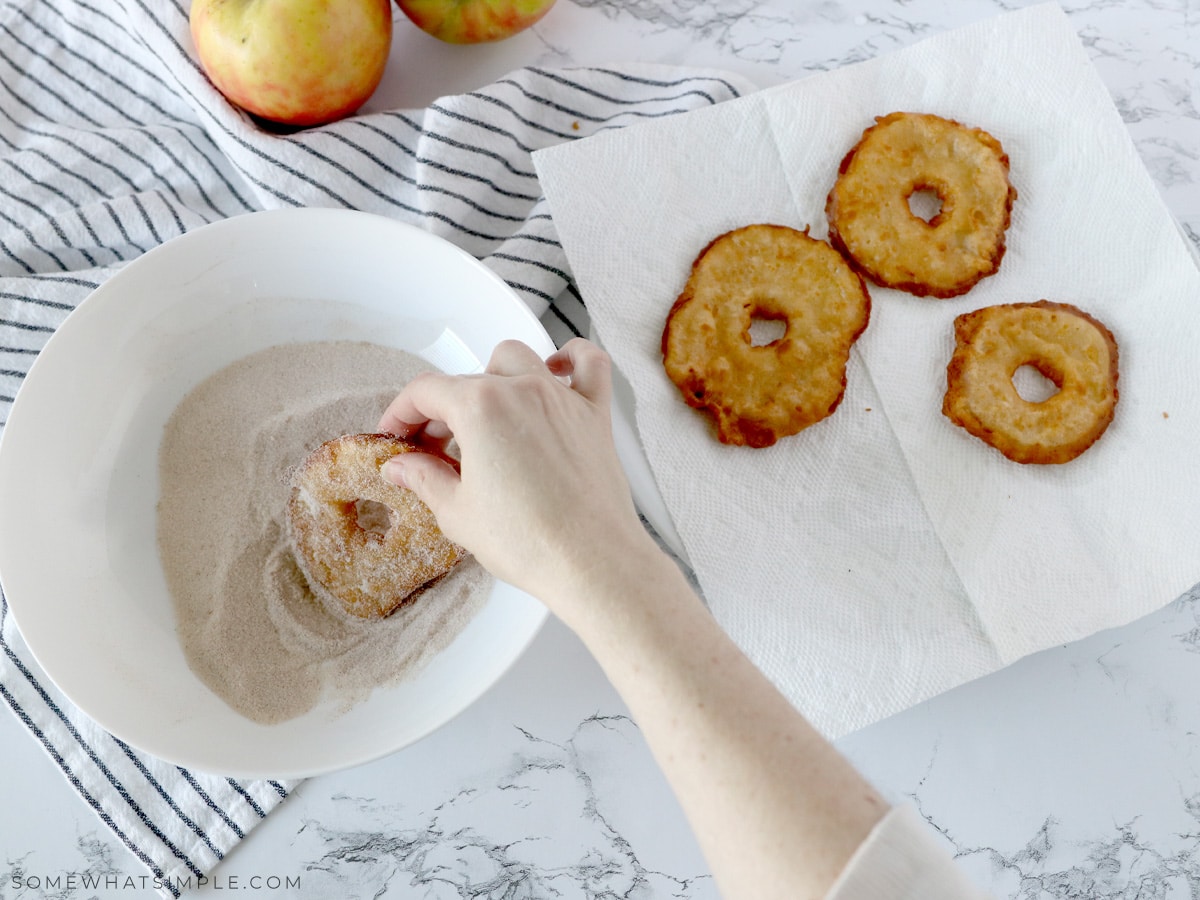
[3,1,1199,897]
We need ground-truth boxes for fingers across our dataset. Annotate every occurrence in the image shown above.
[379,341,554,436]
[485,339,549,377]
[381,452,460,518]
[377,339,612,440]
[546,338,613,405]
[376,371,460,438]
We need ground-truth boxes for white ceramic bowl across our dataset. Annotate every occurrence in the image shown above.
[0,209,554,779]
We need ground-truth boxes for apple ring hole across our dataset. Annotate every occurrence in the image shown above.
[907,187,944,224]
[748,313,788,347]
[1012,364,1062,403]
[354,498,394,538]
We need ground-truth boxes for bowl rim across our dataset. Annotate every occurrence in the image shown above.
[0,208,554,778]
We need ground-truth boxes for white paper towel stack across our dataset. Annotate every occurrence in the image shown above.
[533,2,1200,738]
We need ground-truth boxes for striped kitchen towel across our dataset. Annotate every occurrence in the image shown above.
[0,0,750,893]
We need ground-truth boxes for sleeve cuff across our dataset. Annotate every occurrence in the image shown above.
[825,804,993,900]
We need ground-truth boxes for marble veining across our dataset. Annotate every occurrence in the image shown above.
[918,801,1200,899]
[291,715,714,899]
[838,585,1200,896]
[4,2,1200,897]
[541,0,1200,250]
[1,827,126,900]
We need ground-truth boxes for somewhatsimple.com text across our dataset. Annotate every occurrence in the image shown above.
[9,872,301,892]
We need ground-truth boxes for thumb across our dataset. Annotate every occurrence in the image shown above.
[381,452,460,517]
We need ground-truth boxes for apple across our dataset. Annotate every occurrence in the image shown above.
[395,0,556,43]
[190,0,393,127]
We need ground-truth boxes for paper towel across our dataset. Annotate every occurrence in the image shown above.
[533,2,1200,738]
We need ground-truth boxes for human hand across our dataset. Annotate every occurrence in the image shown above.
[376,338,656,613]
[381,341,897,900]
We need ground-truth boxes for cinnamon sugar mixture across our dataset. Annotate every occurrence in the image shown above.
[156,341,491,724]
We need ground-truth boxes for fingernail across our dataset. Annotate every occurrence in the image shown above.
[381,458,407,488]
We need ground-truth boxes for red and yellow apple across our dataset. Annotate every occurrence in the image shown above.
[190,0,394,127]
[395,0,556,43]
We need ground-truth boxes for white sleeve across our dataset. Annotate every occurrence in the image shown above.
[825,805,993,900]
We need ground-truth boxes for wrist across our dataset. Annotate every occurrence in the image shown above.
[551,530,704,653]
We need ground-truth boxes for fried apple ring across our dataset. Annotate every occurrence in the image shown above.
[286,433,466,619]
[661,223,871,448]
[942,301,1119,465]
[826,111,1017,298]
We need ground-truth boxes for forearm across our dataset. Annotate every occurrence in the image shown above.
[377,339,888,896]
[556,540,889,900]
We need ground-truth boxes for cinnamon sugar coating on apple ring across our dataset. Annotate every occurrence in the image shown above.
[942,301,1119,465]
[286,433,466,619]
[826,111,1017,298]
[661,224,871,448]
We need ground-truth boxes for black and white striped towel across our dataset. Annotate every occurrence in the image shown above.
[0,0,748,893]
